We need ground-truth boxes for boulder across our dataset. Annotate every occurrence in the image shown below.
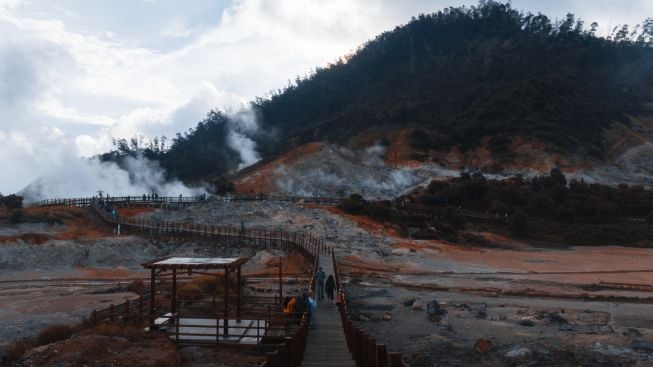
[469,303,487,313]
[474,338,494,354]
[519,319,535,327]
[382,312,392,321]
[539,312,568,325]
[426,300,446,317]
[631,339,653,353]
[412,300,425,311]
[505,346,532,359]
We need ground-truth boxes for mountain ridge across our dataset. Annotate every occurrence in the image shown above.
[99,1,653,192]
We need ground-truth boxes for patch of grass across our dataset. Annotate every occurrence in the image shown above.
[2,340,31,367]
[81,323,145,342]
[127,279,146,294]
[35,324,75,346]
[177,282,203,301]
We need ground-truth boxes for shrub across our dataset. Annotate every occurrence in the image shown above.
[647,211,653,224]
[127,279,145,294]
[192,275,219,294]
[9,209,24,223]
[35,324,74,346]
[0,194,23,210]
[340,194,366,214]
[2,339,31,366]
[81,324,144,342]
[177,282,203,301]
[509,210,531,236]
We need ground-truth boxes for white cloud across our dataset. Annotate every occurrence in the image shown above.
[0,0,650,195]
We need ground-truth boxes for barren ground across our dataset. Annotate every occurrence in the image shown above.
[3,201,653,366]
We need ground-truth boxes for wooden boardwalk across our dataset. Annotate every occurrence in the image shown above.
[301,252,355,367]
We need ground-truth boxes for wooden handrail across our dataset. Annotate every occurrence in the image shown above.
[49,195,410,366]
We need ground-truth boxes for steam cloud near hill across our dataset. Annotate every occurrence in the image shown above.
[20,154,205,203]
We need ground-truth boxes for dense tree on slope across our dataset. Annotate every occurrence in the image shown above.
[100,1,653,183]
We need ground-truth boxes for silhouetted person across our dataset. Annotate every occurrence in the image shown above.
[325,275,336,305]
[314,267,326,301]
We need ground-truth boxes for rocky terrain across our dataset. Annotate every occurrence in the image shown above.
[3,200,653,366]
[232,117,653,200]
[0,206,303,361]
[140,200,653,365]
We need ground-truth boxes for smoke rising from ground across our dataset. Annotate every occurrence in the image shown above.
[20,154,205,203]
[271,143,456,199]
[226,107,262,170]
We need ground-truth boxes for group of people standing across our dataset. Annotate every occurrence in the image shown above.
[314,267,342,306]
[283,267,344,330]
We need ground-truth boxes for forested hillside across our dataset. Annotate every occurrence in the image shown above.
[100,1,653,186]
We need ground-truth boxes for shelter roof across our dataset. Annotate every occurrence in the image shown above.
[142,256,249,270]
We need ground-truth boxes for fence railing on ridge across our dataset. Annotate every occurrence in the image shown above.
[28,194,344,208]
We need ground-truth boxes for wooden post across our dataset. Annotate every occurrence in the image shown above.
[362,333,369,367]
[266,351,278,367]
[278,257,283,305]
[377,344,388,367]
[283,337,292,367]
[224,267,229,337]
[171,269,177,315]
[138,295,144,322]
[236,265,242,322]
[388,353,403,367]
[368,336,377,367]
[149,268,156,326]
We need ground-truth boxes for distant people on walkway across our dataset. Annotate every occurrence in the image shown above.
[325,274,336,305]
[315,267,326,300]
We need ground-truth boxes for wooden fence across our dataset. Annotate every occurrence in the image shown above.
[35,196,410,365]
[332,250,408,367]
[29,194,343,208]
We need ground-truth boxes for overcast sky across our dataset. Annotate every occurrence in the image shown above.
[1,0,652,194]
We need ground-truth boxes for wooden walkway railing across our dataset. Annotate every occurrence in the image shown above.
[29,194,343,208]
[332,250,408,367]
[35,196,408,366]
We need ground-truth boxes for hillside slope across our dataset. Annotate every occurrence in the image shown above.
[100,1,653,190]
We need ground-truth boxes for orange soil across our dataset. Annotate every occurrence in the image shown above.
[321,207,653,286]
[245,252,312,277]
[321,206,401,237]
[0,233,51,244]
[338,255,399,273]
[394,239,653,285]
[384,129,424,168]
[116,207,154,217]
[234,142,324,194]
[18,333,181,367]
[0,207,112,244]
[75,267,147,279]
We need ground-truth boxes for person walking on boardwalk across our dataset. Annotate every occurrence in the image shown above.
[314,267,326,300]
[325,274,336,305]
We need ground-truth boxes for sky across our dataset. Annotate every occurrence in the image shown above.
[1,0,652,195]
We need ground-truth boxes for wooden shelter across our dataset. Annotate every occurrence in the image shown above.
[142,256,251,341]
